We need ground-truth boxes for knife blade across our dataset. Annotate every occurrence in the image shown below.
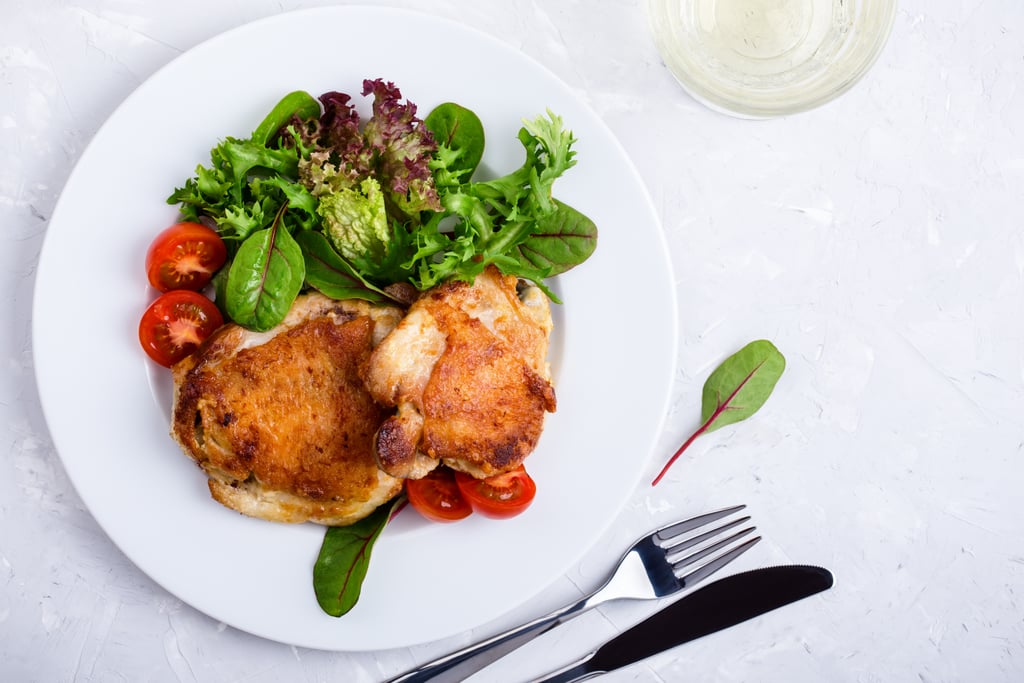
[530,564,834,683]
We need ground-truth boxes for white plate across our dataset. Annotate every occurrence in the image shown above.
[32,6,677,651]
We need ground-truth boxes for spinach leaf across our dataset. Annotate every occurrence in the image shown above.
[652,340,786,485]
[295,230,402,305]
[510,199,597,277]
[424,102,485,183]
[251,90,321,147]
[224,207,306,331]
[313,497,404,617]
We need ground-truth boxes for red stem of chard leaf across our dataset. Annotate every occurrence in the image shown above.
[651,360,765,486]
[651,415,714,486]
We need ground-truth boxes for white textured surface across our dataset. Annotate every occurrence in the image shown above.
[3,0,1022,681]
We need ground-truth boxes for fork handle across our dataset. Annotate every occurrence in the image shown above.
[385,596,592,683]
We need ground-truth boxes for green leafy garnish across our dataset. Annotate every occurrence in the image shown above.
[223,206,306,332]
[250,90,320,147]
[512,199,598,278]
[652,340,786,485]
[412,109,596,294]
[294,230,398,304]
[313,497,404,618]
[168,80,598,333]
[424,102,485,183]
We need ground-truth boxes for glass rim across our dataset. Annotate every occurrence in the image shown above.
[647,0,900,118]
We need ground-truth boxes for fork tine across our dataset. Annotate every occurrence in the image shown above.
[677,535,762,589]
[658,515,751,553]
[653,504,746,545]
[667,525,757,570]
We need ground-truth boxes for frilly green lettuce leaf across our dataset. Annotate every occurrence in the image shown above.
[318,177,390,267]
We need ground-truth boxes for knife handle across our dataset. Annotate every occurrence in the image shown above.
[532,655,602,683]
[527,659,600,683]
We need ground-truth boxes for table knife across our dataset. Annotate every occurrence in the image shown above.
[529,564,834,683]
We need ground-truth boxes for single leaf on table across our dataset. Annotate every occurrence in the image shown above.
[314,496,405,618]
[224,207,306,331]
[652,340,786,486]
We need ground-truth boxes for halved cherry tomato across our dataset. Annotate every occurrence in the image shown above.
[405,467,473,523]
[146,222,227,292]
[139,290,224,367]
[454,466,537,519]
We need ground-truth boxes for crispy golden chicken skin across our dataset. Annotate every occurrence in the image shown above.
[364,266,556,480]
[170,294,404,525]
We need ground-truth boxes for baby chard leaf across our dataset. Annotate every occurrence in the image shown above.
[652,340,786,486]
[314,496,404,618]
[295,230,402,305]
[511,199,597,278]
[701,340,786,432]
[224,206,305,331]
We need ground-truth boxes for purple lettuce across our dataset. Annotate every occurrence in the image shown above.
[360,79,441,216]
[306,80,441,220]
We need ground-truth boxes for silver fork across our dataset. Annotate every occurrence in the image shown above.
[385,504,760,683]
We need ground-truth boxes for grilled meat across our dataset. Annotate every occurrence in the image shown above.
[170,293,404,525]
[364,266,556,480]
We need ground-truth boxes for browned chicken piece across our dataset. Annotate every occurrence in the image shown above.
[364,266,556,480]
[170,293,405,525]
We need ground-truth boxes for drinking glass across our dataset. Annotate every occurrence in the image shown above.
[648,0,898,118]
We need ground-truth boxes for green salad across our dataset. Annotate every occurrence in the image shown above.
[169,78,597,331]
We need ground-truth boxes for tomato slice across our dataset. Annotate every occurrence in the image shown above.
[146,222,227,292]
[454,466,537,519]
[405,467,473,523]
[139,290,224,367]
